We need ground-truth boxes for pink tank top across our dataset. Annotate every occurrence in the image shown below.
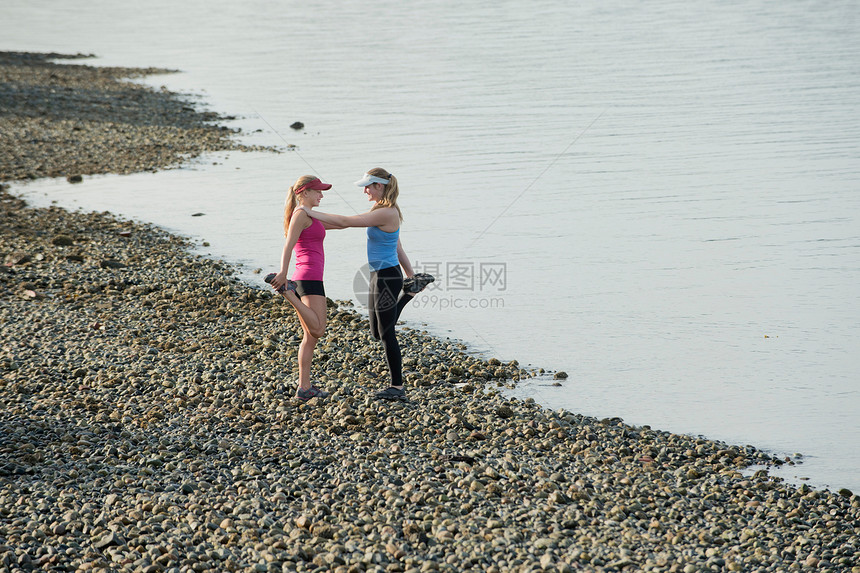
[292,217,325,281]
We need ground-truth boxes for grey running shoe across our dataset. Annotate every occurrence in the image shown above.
[265,273,296,295]
[403,273,435,294]
[296,386,329,401]
[375,386,407,402]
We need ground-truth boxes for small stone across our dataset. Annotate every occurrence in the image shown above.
[553,371,568,380]
[312,524,336,539]
[539,553,554,569]
[496,406,514,419]
[93,531,123,549]
[295,515,312,529]
[6,251,32,265]
[290,121,304,130]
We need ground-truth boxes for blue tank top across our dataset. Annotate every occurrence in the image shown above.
[367,226,400,271]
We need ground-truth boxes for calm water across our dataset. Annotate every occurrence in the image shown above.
[4,0,859,492]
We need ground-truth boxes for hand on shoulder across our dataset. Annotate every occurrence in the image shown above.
[289,207,313,231]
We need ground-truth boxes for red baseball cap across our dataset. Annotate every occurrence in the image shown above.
[295,178,332,194]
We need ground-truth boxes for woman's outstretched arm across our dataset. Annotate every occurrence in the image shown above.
[303,207,397,230]
[320,220,345,230]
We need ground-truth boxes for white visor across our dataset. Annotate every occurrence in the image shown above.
[355,173,390,187]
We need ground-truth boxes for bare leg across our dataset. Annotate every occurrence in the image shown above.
[286,294,327,390]
[282,291,326,338]
[296,332,319,390]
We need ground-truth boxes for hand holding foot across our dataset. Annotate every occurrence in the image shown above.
[265,272,296,295]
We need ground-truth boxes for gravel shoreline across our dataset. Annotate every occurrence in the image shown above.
[2,52,859,573]
[0,51,264,182]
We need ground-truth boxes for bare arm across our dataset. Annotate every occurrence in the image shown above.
[397,239,414,278]
[271,210,310,290]
[304,206,399,232]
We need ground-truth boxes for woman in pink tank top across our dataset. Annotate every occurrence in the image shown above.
[267,175,341,400]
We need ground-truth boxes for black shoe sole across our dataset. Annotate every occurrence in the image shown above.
[403,274,435,294]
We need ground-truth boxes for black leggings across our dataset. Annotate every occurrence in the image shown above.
[368,265,413,387]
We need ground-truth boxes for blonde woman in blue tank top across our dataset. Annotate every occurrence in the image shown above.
[302,168,434,401]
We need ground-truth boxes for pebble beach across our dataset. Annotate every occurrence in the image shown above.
[1,51,859,573]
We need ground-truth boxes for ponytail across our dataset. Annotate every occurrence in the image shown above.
[284,175,318,236]
[368,167,403,221]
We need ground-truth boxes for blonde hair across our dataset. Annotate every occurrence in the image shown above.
[368,167,403,221]
[284,175,318,236]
